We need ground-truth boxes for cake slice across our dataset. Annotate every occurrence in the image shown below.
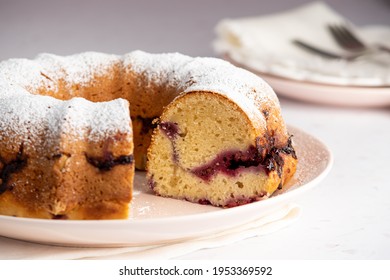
[147,91,297,207]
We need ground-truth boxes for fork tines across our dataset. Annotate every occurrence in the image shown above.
[328,24,366,52]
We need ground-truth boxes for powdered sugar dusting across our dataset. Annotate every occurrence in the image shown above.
[182,56,279,128]
[0,51,281,151]
[0,88,131,152]
[51,52,120,87]
[124,51,279,128]
[36,52,121,95]
[123,51,191,90]
[0,52,131,151]
[0,58,56,92]
[124,51,277,103]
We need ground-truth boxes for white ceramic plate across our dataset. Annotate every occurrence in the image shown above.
[0,126,332,247]
[260,73,390,108]
[226,57,390,108]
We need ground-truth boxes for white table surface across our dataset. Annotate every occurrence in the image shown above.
[0,0,390,259]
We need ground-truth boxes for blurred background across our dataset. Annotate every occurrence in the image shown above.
[0,0,389,60]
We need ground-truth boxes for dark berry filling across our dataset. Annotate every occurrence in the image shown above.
[132,116,158,135]
[159,121,180,162]
[157,120,296,189]
[224,195,266,207]
[0,144,28,195]
[148,176,156,190]
[159,121,179,140]
[191,145,264,182]
[86,153,134,171]
[51,153,63,159]
[197,198,212,205]
[282,136,297,159]
[191,135,296,183]
[263,135,296,178]
[52,214,68,220]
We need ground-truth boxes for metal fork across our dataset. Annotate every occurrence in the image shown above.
[328,24,390,53]
[292,39,361,60]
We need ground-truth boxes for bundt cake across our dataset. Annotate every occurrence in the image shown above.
[0,51,297,219]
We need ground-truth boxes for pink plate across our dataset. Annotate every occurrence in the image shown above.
[0,126,332,247]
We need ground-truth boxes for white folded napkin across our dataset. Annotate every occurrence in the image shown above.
[214,1,390,86]
[0,204,300,260]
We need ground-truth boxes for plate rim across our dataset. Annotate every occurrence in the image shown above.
[261,72,390,107]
